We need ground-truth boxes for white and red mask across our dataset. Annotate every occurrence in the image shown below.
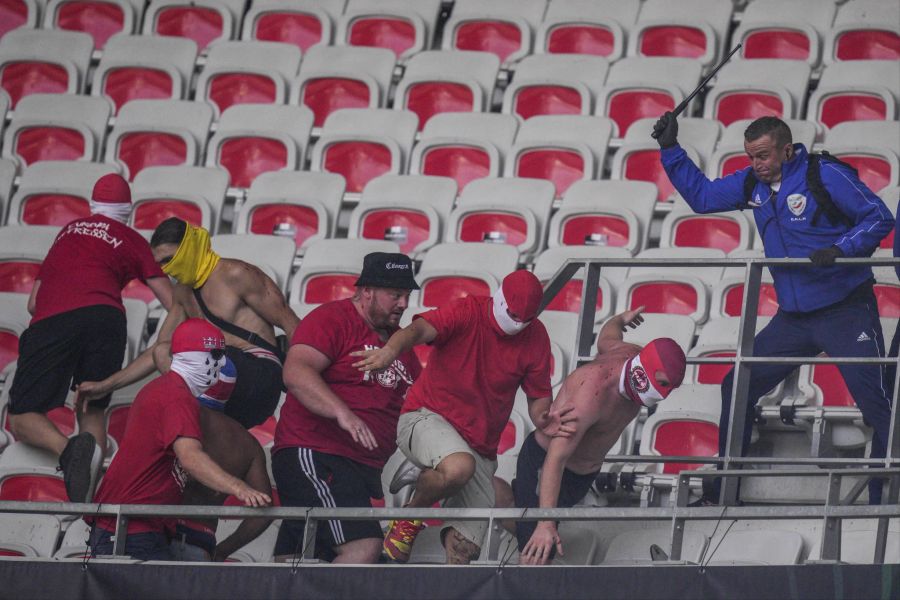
[169,318,227,397]
[89,173,132,224]
[619,338,686,408]
[490,270,543,336]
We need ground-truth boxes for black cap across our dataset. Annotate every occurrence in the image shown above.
[355,252,419,290]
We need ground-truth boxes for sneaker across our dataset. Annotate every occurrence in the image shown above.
[58,432,97,503]
[383,519,424,563]
[388,459,422,494]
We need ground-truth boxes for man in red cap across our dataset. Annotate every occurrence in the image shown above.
[7,173,172,503]
[514,307,687,565]
[86,319,271,561]
[353,269,575,564]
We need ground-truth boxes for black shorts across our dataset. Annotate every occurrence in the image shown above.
[272,447,384,561]
[9,305,126,414]
[223,346,283,429]
[512,431,598,554]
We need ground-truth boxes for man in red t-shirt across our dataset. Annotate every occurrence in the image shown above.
[272,252,421,564]
[86,319,271,560]
[7,174,173,504]
[353,270,575,564]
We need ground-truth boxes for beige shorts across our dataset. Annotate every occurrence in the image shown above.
[397,408,497,549]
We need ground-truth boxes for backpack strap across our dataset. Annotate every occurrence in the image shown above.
[192,288,285,362]
[741,169,759,209]
[806,152,854,228]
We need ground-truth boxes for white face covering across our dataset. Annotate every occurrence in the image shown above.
[170,351,225,397]
[491,286,530,336]
[90,200,132,224]
[618,354,666,408]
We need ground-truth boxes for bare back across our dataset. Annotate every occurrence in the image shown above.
[535,340,642,474]
[175,258,279,350]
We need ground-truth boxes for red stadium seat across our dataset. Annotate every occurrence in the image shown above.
[743,29,811,61]
[0,29,92,107]
[546,23,615,56]
[638,25,708,59]
[874,283,899,318]
[132,200,203,230]
[120,133,187,180]
[50,0,128,49]
[302,77,372,127]
[559,214,631,248]
[420,276,490,307]
[0,473,67,502]
[0,329,18,372]
[404,82,476,131]
[722,283,780,317]
[105,403,131,446]
[497,419,517,455]
[420,145,491,191]
[346,13,417,59]
[249,416,276,447]
[248,4,325,52]
[456,211,528,246]
[358,209,431,255]
[248,204,319,248]
[621,149,673,203]
[654,420,718,474]
[831,153,894,193]
[671,216,744,253]
[820,94,889,129]
[514,148,586,199]
[542,279,605,315]
[835,30,900,61]
[629,281,698,316]
[714,92,785,127]
[322,141,392,194]
[20,194,89,226]
[0,261,40,294]
[0,0,30,40]
[811,362,855,408]
[218,137,288,189]
[152,4,225,52]
[121,278,155,303]
[302,274,357,304]
[695,351,734,386]
[103,67,175,112]
[607,91,675,138]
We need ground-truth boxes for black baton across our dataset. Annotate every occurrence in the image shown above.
[651,43,743,138]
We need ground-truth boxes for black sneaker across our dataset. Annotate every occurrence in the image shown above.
[58,433,97,503]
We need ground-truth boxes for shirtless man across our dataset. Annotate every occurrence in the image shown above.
[79,217,299,428]
[171,361,275,561]
[514,307,687,565]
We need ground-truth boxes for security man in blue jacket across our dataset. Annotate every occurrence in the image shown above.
[653,114,894,504]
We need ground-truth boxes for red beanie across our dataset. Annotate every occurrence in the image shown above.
[501,270,543,321]
[92,173,131,205]
[171,318,226,354]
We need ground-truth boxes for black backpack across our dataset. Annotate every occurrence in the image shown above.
[742,151,855,228]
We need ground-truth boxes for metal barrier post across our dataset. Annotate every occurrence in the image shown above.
[112,511,129,556]
[818,472,843,561]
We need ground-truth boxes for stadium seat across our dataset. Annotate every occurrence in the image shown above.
[610,119,708,203]
[533,245,624,323]
[42,0,140,50]
[408,112,518,193]
[6,161,118,226]
[595,57,702,137]
[659,208,753,253]
[142,0,245,53]
[393,50,500,132]
[705,529,804,565]
[215,518,281,562]
[601,528,709,565]
[822,121,900,193]
[0,514,61,557]
[628,0,733,68]
[411,242,518,308]
[242,0,345,51]
[638,383,721,476]
[441,0,546,68]
[0,225,58,294]
[733,0,837,66]
[336,0,441,62]
[872,268,899,318]
[291,45,396,127]
[703,59,811,126]
[0,0,38,42]
[0,29,93,107]
[621,313,696,356]
[205,103,313,189]
[444,176,555,263]
[0,444,71,502]
[539,309,579,386]
[876,186,899,252]
[807,519,900,564]
[348,174,457,258]
[710,272,780,320]
[823,0,900,64]
[211,233,296,294]
[2,93,110,169]
[310,108,418,193]
[53,519,92,559]
[547,179,657,255]
[494,408,533,484]
[105,99,214,181]
[196,40,301,117]
[505,115,613,199]
[123,297,148,362]
[807,61,899,129]
[535,0,639,61]
[91,34,198,114]
[501,54,609,120]
[706,118,818,179]
[0,157,12,220]
[235,170,346,254]
[289,238,399,306]
[130,165,229,234]
[0,292,29,373]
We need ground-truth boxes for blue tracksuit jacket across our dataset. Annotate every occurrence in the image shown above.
[661,143,893,312]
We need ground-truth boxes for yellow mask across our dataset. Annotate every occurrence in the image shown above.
[161,224,220,289]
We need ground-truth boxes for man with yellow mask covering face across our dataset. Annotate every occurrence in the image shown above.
[78,218,299,429]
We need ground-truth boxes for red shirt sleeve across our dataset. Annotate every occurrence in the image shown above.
[415,297,474,347]
[520,323,553,398]
[292,302,348,362]
[158,389,202,448]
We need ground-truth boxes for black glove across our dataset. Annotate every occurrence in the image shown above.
[651,111,678,149]
[809,245,844,267]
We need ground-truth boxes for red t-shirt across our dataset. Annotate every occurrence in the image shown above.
[274,299,422,468]
[402,296,552,460]
[89,371,201,535]
[31,215,164,324]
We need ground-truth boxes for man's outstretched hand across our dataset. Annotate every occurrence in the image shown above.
[809,245,843,267]
[652,112,678,148]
